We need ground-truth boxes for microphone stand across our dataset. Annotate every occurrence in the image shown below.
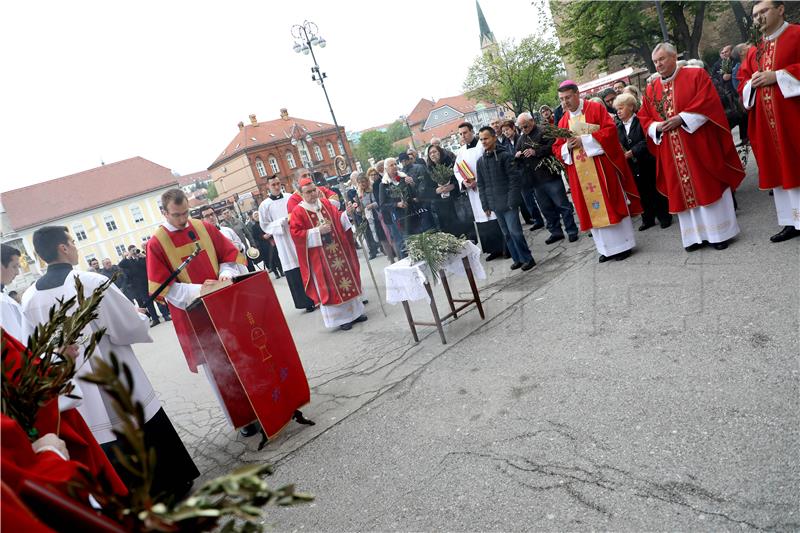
[145,243,202,307]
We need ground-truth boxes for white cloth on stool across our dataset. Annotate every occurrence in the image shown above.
[590,216,635,256]
[677,188,739,246]
[773,186,800,229]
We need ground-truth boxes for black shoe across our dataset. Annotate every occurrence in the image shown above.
[598,255,609,263]
[339,322,353,331]
[568,234,579,242]
[521,260,536,271]
[239,422,260,437]
[305,305,316,313]
[529,222,545,231]
[712,241,729,250]
[545,234,565,245]
[352,314,368,323]
[164,316,172,322]
[685,242,704,252]
[659,216,673,229]
[485,252,503,261]
[770,226,800,243]
[150,320,160,327]
[510,262,522,270]
[362,299,369,305]
[614,249,632,261]
[638,222,656,231]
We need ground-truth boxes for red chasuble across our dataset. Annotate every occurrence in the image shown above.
[553,99,642,231]
[146,218,245,372]
[1,332,127,497]
[737,24,800,190]
[288,198,362,306]
[638,67,745,213]
[286,186,339,216]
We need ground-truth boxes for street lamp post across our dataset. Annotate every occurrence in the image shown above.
[291,20,353,177]
[400,115,418,151]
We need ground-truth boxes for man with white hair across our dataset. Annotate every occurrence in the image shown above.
[639,42,745,252]
[738,0,800,242]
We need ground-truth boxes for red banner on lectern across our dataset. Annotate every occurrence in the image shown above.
[185,271,310,438]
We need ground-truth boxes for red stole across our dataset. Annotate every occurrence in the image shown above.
[639,67,745,213]
[737,24,800,190]
[553,100,642,231]
[289,198,361,306]
[146,218,245,372]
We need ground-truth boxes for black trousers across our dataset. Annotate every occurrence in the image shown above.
[632,169,670,225]
[101,407,199,499]
[285,268,314,310]
[131,285,170,321]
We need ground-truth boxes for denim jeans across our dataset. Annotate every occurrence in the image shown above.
[495,208,533,264]
[533,179,579,237]
[521,186,545,225]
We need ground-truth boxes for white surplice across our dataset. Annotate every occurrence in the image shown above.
[21,269,160,444]
[676,188,740,247]
[453,142,497,223]
[773,186,800,229]
[1,291,26,341]
[259,195,299,271]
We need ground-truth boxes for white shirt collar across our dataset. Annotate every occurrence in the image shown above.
[661,64,681,83]
[766,21,789,41]
[622,116,634,127]
[568,99,585,117]
[163,220,186,232]
[300,200,322,212]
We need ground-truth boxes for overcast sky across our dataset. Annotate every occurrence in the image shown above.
[2,0,551,192]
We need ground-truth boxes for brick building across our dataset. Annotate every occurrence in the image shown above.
[207,108,353,204]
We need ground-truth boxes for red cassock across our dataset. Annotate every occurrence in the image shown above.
[146,218,246,372]
[286,186,339,215]
[638,66,745,213]
[737,24,800,190]
[1,332,127,497]
[553,99,642,231]
[288,198,362,306]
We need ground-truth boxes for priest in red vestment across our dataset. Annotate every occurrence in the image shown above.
[286,167,341,215]
[553,81,642,262]
[145,189,267,437]
[639,43,746,252]
[289,178,367,331]
[738,1,800,242]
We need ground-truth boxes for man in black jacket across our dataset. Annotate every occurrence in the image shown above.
[515,112,579,244]
[476,127,535,271]
[119,245,171,326]
[501,119,545,231]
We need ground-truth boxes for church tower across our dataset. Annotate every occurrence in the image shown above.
[476,1,497,53]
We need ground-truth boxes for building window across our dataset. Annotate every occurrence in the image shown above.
[326,142,335,158]
[268,156,279,174]
[141,235,150,243]
[313,144,323,161]
[298,143,312,167]
[286,151,296,169]
[130,205,145,223]
[255,158,267,177]
[114,244,127,257]
[103,213,118,231]
[73,223,88,241]
[337,139,345,155]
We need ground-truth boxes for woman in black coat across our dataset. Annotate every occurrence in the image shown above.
[426,145,473,238]
[614,93,672,230]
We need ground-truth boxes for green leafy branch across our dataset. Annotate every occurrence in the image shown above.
[405,231,467,284]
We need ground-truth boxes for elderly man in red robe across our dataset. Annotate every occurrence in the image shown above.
[639,43,746,252]
[289,178,367,331]
[553,81,642,263]
[738,0,800,243]
[145,188,267,437]
[286,167,341,214]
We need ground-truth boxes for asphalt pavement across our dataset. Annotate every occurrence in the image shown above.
[137,152,799,531]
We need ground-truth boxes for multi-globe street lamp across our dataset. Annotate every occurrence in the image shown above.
[291,20,353,177]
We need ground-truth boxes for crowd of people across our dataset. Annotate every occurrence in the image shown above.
[0,1,796,528]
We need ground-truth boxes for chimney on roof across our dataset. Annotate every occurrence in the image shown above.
[280,108,289,120]
[237,121,244,130]
[249,114,258,126]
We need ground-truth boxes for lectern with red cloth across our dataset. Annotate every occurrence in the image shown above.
[184,271,310,438]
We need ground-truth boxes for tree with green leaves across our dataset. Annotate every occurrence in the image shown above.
[548,0,727,73]
[385,120,412,143]
[354,130,395,168]
[206,181,219,201]
[463,35,564,116]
